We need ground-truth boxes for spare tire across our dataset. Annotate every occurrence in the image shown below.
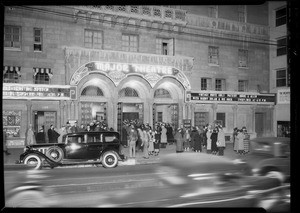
[46,147,64,162]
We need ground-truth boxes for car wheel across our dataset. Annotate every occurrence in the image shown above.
[6,190,47,207]
[24,154,42,170]
[102,152,118,168]
[46,147,64,162]
[256,191,281,211]
[266,171,285,183]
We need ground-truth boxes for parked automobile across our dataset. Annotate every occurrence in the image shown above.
[243,137,290,183]
[16,131,125,169]
[99,153,290,211]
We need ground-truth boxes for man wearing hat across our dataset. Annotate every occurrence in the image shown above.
[70,121,79,133]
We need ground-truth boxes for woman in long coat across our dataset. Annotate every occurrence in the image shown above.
[160,124,168,148]
[174,128,184,153]
[148,128,155,155]
[210,127,219,155]
[154,126,160,156]
[217,126,226,156]
[206,125,212,154]
[236,129,245,155]
[141,127,149,159]
[191,127,202,152]
[183,128,191,151]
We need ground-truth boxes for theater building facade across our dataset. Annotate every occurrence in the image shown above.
[3,5,278,147]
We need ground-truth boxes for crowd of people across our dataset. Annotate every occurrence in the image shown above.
[25,120,115,145]
[23,118,250,159]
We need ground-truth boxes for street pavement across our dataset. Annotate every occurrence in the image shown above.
[3,142,239,167]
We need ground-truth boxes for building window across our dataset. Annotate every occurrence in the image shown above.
[238,80,248,92]
[33,68,53,84]
[34,28,43,51]
[238,49,248,68]
[3,110,21,138]
[208,6,218,18]
[215,79,226,91]
[156,38,174,55]
[84,29,103,49]
[154,88,171,99]
[277,37,287,56]
[238,5,246,23]
[122,34,138,52]
[201,78,212,90]
[208,46,219,65]
[4,25,21,49]
[3,66,21,83]
[216,113,226,127]
[276,7,286,27]
[81,86,104,96]
[276,69,290,87]
[119,87,139,97]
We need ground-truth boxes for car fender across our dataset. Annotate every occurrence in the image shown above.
[22,150,61,167]
[255,157,289,176]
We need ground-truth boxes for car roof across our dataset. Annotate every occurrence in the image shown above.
[250,137,290,143]
[66,131,119,136]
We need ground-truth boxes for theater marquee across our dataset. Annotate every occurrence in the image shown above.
[3,83,77,100]
[186,91,276,104]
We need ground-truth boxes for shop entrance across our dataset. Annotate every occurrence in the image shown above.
[255,113,264,137]
[153,104,178,130]
[33,111,57,143]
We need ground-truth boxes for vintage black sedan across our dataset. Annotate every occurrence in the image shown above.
[17,131,125,169]
[99,153,290,211]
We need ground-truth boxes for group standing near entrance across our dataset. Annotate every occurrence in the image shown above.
[16,119,251,160]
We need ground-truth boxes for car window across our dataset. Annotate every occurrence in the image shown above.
[86,134,101,143]
[67,135,85,143]
[103,133,119,143]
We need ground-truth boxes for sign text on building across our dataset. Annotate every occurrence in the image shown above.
[188,92,276,104]
[3,83,77,100]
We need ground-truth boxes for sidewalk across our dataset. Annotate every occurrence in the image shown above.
[3,143,239,166]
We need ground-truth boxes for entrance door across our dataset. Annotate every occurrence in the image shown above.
[123,112,139,121]
[34,111,57,143]
[255,113,264,137]
[194,112,209,128]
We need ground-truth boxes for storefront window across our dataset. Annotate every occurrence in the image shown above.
[3,110,21,138]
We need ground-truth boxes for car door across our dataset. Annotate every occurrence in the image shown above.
[85,133,103,159]
[65,134,88,159]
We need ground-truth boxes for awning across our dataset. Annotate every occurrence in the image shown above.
[33,67,53,78]
[3,66,21,76]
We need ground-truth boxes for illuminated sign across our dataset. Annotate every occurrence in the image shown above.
[87,62,175,75]
[3,83,77,100]
[188,92,276,104]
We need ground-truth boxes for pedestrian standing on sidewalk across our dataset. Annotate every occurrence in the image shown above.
[141,126,149,159]
[206,125,212,154]
[148,127,155,156]
[160,123,167,148]
[210,127,219,155]
[154,125,160,156]
[26,124,36,145]
[217,125,226,156]
[233,127,238,153]
[242,127,250,154]
[183,128,191,151]
[57,126,67,143]
[236,129,245,155]
[191,127,202,152]
[175,127,184,153]
[129,123,138,158]
[137,125,144,152]
[3,130,11,155]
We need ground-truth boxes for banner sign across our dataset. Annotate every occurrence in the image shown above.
[188,92,276,104]
[3,83,76,100]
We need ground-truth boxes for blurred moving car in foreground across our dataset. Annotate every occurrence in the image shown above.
[244,137,290,183]
[4,164,59,207]
[99,153,290,211]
